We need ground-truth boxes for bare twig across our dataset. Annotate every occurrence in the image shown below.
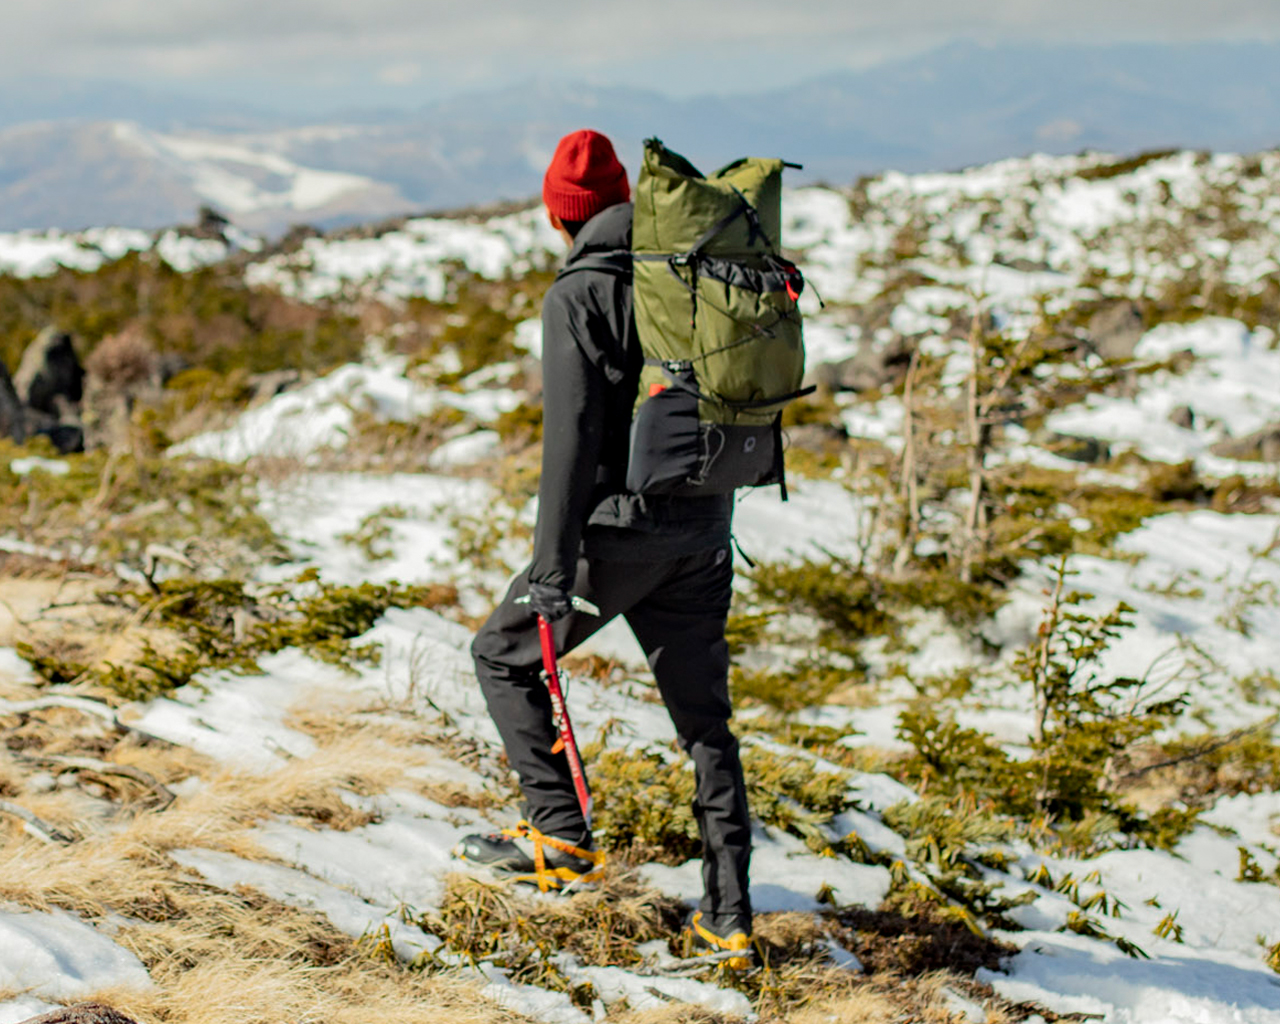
[0,799,74,844]
[0,695,120,725]
[892,350,922,575]
[1115,717,1278,783]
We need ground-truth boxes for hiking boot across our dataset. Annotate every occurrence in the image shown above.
[454,820,605,892]
[681,910,754,970]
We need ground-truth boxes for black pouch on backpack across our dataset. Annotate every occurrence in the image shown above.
[626,370,702,494]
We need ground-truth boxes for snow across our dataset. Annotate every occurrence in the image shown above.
[8,457,70,477]
[732,479,872,563]
[0,908,152,1000]
[427,430,501,469]
[0,648,36,685]
[982,929,1280,1024]
[246,208,563,303]
[1047,319,1280,471]
[0,224,238,277]
[642,828,891,914]
[1203,792,1280,850]
[171,356,437,462]
[172,847,440,962]
[255,471,497,587]
[120,650,323,771]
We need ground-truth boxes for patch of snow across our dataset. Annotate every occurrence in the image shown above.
[0,908,152,1000]
[427,430,502,469]
[256,471,497,587]
[1047,319,1280,470]
[247,208,562,303]
[733,478,872,563]
[172,357,437,462]
[9,457,70,477]
[119,649,326,771]
[0,647,36,685]
[981,928,1280,1024]
[172,847,439,962]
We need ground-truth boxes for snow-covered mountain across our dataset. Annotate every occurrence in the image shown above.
[0,120,415,233]
[7,40,1280,233]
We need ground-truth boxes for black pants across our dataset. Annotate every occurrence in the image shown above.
[471,544,752,923]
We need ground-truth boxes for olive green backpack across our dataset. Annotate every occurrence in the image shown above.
[563,138,812,498]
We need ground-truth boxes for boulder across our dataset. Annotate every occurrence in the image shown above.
[785,422,849,453]
[0,359,26,443]
[247,368,304,407]
[1044,432,1110,464]
[192,204,230,240]
[1210,423,1280,462]
[1084,301,1145,362]
[13,328,84,416]
[815,337,914,393]
[1168,404,1195,430]
[38,422,86,454]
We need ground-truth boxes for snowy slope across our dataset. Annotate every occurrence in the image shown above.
[5,146,1280,1024]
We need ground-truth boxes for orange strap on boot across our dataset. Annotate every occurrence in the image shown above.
[500,821,606,892]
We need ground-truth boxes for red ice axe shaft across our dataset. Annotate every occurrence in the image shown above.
[536,613,594,830]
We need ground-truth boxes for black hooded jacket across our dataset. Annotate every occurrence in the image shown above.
[528,203,733,590]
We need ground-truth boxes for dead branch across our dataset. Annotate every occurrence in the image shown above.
[1115,717,1278,783]
[0,695,119,725]
[0,799,74,844]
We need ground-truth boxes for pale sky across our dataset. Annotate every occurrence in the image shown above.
[8,0,1280,112]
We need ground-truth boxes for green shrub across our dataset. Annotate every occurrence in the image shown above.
[24,573,459,700]
[589,745,856,861]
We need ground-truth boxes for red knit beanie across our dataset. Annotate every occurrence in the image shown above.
[542,129,630,222]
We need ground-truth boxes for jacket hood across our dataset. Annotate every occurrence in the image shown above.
[565,202,632,262]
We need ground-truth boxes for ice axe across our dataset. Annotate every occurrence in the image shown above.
[515,593,600,830]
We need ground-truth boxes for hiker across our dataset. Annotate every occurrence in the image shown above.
[457,129,753,962]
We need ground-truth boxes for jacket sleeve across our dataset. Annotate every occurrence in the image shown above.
[528,284,609,591]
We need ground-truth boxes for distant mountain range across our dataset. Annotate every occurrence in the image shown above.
[3,40,1280,234]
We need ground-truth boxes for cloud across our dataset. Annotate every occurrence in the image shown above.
[6,0,1280,95]
[377,62,422,87]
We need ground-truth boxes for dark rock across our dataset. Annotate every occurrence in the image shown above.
[37,422,86,454]
[785,422,849,453]
[0,360,26,443]
[157,352,190,385]
[275,222,323,254]
[193,204,230,240]
[1085,300,1145,362]
[1169,404,1195,430]
[1210,423,1280,462]
[18,1005,140,1024]
[247,369,304,407]
[13,327,84,416]
[1045,432,1110,463]
[818,337,914,393]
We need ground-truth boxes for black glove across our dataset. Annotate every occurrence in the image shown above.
[527,582,573,622]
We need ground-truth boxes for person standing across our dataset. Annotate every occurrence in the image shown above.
[456,129,753,961]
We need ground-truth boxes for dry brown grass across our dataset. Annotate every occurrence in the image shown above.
[0,703,544,1024]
